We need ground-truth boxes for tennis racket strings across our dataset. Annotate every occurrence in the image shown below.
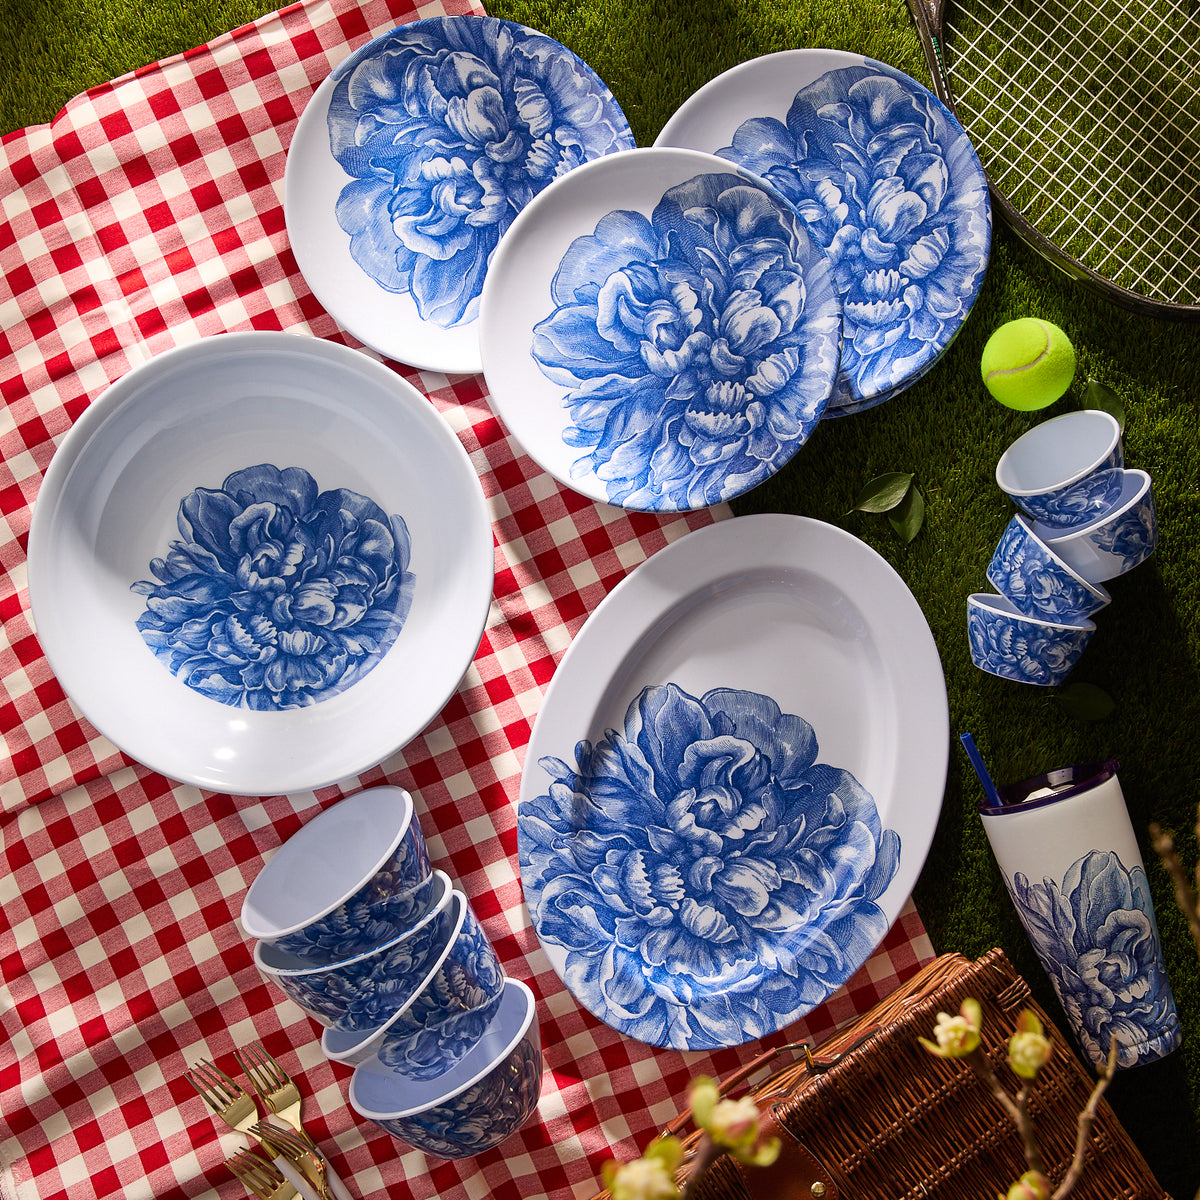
[932,0,1199,312]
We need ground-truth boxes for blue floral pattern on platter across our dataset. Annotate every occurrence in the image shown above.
[273,848,436,964]
[530,172,841,510]
[518,683,901,1050]
[326,16,635,329]
[132,464,414,711]
[1009,849,1180,1068]
[713,61,990,412]
[1016,468,1125,529]
[967,601,1092,687]
[373,904,506,1079]
[373,1034,543,1158]
[263,897,455,1032]
[986,518,1107,622]
[1090,495,1158,571]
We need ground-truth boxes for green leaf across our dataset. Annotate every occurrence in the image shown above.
[888,483,925,542]
[849,472,913,514]
[1054,682,1115,721]
[1083,379,1126,434]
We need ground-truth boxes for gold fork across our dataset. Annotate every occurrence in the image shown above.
[186,1058,259,1140]
[235,1042,353,1200]
[228,1148,300,1200]
[252,1122,332,1200]
[235,1042,314,1145]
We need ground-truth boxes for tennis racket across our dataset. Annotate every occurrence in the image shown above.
[906,0,1200,320]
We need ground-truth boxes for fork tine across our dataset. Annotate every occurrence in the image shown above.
[228,1149,280,1199]
[186,1059,238,1108]
[243,1041,287,1088]
[235,1041,283,1097]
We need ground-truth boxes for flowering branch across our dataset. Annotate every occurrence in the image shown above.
[601,1077,780,1200]
[921,999,1117,1199]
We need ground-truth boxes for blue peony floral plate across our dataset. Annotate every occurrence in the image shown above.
[517,513,949,1049]
[655,50,992,415]
[478,147,844,512]
[26,331,494,796]
[284,15,635,375]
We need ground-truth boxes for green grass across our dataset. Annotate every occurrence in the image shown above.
[5,0,1200,1192]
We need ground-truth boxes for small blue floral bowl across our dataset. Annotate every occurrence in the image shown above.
[986,514,1110,622]
[967,592,1095,687]
[349,978,542,1160]
[1037,470,1157,585]
[995,409,1123,529]
[254,871,455,1031]
[321,890,505,1078]
[241,786,433,965]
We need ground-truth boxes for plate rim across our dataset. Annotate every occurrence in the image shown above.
[517,511,949,1048]
[27,330,494,796]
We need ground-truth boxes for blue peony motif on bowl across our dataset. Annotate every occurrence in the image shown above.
[1015,467,1125,529]
[966,595,1093,687]
[258,891,457,1032]
[713,61,991,412]
[373,901,506,1080]
[273,853,437,965]
[372,1029,543,1158]
[518,682,901,1050]
[132,464,415,711]
[529,171,842,510]
[1009,849,1181,1069]
[1090,494,1158,571]
[325,16,635,329]
[986,517,1109,622]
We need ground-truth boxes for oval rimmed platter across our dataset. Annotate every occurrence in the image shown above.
[479,146,843,513]
[284,15,636,376]
[655,50,992,416]
[27,332,494,796]
[517,513,948,1050]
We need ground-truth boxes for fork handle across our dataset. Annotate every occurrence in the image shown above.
[295,1132,355,1200]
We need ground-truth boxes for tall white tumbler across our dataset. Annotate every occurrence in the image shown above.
[979,759,1181,1070]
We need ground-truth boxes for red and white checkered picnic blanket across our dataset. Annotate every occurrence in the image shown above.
[0,1,935,1196]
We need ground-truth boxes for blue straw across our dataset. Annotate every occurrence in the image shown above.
[960,732,1003,808]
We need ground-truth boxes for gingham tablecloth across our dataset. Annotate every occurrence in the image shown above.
[0,1,936,1196]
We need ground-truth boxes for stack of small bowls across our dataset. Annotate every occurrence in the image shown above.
[968,409,1158,686]
[240,786,542,1159]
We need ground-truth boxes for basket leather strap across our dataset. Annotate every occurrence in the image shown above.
[730,1108,841,1200]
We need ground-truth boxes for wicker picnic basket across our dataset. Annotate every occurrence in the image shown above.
[590,949,1171,1200]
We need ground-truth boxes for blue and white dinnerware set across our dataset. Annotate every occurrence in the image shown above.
[241,786,542,1159]
[968,409,1158,686]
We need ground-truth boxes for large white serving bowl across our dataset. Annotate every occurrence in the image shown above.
[27,331,494,796]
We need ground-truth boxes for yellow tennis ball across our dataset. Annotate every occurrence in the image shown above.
[981,318,1076,410]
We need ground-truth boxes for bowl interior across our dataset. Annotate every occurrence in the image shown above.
[242,786,416,939]
[968,592,1095,632]
[26,332,493,795]
[995,410,1119,495]
[255,871,453,976]
[350,978,534,1118]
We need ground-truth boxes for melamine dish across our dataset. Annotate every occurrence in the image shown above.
[284,15,634,373]
[255,871,454,1031]
[242,786,432,963]
[1036,469,1157,584]
[478,147,842,512]
[994,410,1124,527]
[654,49,992,415]
[320,890,504,1077]
[25,332,494,795]
[967,593,1095,686]
[350,978,541,1159]
[986,513,1111,621]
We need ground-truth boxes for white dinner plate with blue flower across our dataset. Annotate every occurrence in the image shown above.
[655,50,992,415]
[517,513,948,1050]
[478,147,844,512]
[284,15,635,376]
[26,332,494,796]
